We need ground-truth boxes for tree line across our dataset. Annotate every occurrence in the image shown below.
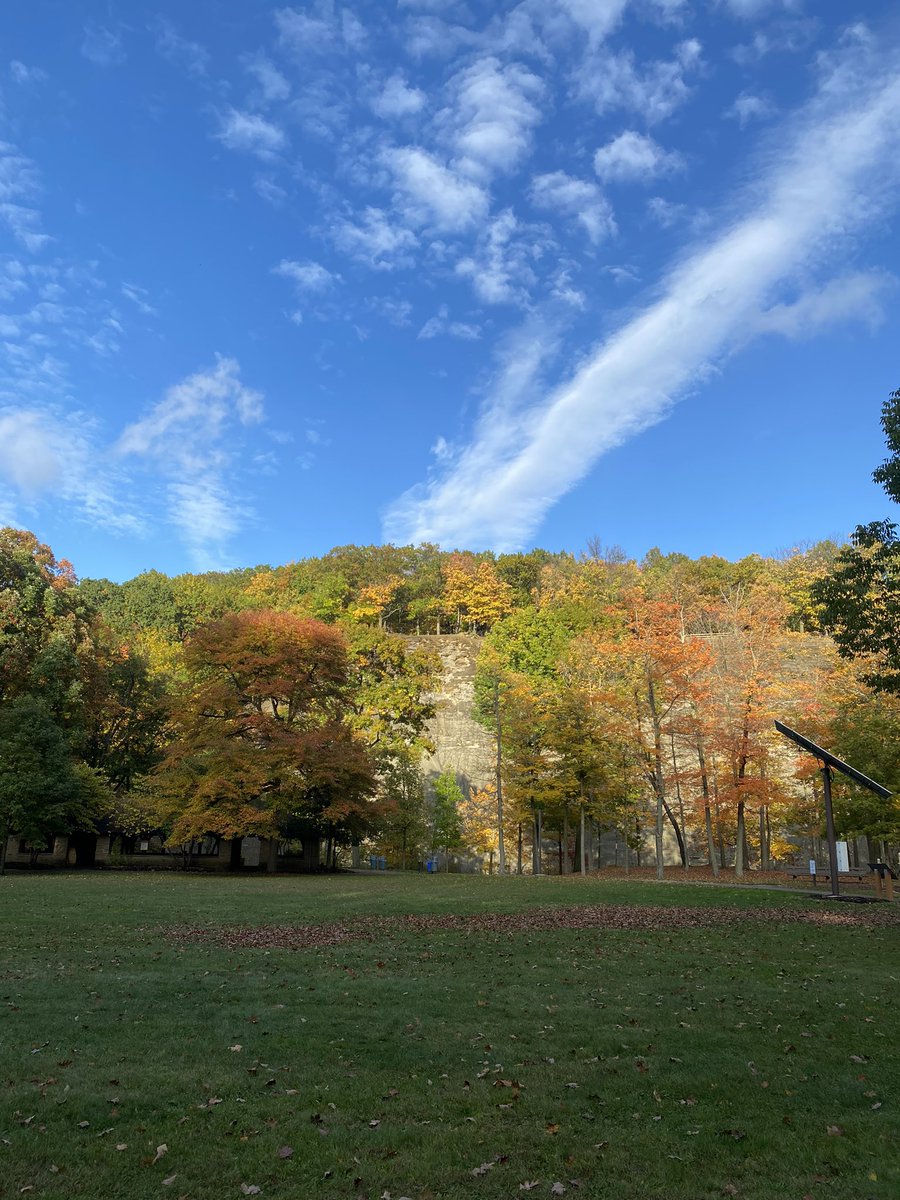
[2,389,899,873]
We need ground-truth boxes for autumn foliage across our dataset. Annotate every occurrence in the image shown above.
[153,611,375,846]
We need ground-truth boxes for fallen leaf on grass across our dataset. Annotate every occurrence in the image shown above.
[551,1185,566,1196]
[276,1146,293,1159]
[519,1183,540,1192]
[240,1186,261,1196]
[826,1126,844,1137]
[722,1186,739,1196]
[545,1123,559,1135]
[230,1045,243,1053]
[152,1144,168,1164]
[116,1144,128,1151]
[162,1175,177,1187]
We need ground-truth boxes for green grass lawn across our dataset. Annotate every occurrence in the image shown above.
[1,872,897,1200]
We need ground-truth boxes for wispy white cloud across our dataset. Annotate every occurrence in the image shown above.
[0,142,50,252]
[254,175,288,206]
[576,39,703,122]
[725,91,777,126]
[0,407,141,534]
[384,37,900,550]
[751,271,895,339]
[418,304,481,340]
[117,357,264,565]
[118,357,262,458]
[646,195,689,226]
[331,207,419,269]
[216,109,286,158]
[594,130,684,182]
[731,19,816,64]
[719,0,799,17]
[368,296,414,326]
[273,259,339,291]
[556,0,629,46]
[440,56,545,181]
[9,61,47,85]
[455,209,544,304]
[121,282,157,316]
[275,4,366,55]
[81,24,125,67]
[154,19,209,77]
[529,171,616,244]
[244,54,291,103]
[383,146,489,231]
[371,71,426,118]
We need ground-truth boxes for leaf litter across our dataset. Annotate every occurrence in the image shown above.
[163,901,897,952]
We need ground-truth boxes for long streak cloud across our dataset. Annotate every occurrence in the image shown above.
[383,34,900,551]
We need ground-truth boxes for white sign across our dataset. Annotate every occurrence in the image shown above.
[809,859,816,876]
[836,841,850,873]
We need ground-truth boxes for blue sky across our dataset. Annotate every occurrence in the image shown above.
[1,1,899,580]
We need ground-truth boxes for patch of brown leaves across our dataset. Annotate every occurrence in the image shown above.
[163,899,898,952]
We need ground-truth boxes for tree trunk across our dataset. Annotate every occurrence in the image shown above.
[493,679,506,874]
[670,731,689,871]
[713,785,726,868]
[579,801,586,875]
[0,822,10,875]
[655,793,665,879]
[646,674,666,880]
[229,837,243,871]
[759,806,769,872]
[562,809,570,873]
[517,822,523,875]
[697,744,719,878]
[661,797,687,866]
[735,801,746,878]
[533,806,543,874]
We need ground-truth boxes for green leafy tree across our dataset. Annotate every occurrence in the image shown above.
[813,521,900,692]
[0,698,105,873]
[872,386,900,502]
[378,752,428,869]
[812,387,900,691]
[431,769,464,869]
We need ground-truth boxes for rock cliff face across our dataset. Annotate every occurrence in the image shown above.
[405,634,682,868]
[405,634,494,797]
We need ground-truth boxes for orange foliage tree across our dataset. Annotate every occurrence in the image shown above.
[588,592,713,878]
[153,610,375,860]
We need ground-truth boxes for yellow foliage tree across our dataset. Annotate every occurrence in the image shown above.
[442,554,513,632]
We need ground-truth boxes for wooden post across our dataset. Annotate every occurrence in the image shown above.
[821,764,840,897]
